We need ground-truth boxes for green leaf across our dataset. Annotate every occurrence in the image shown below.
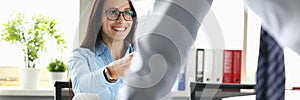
[47,59,67,72]
[1,12,67,68]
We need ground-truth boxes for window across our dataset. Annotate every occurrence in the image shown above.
[0,0,79,86]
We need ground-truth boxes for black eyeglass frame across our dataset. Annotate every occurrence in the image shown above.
[104,8,135,21]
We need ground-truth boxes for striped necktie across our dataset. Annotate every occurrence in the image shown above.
[256,28,285,100]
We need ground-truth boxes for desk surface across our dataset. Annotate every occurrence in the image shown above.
[190,82,256,99]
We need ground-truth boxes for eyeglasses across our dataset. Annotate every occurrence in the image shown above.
[105,8,134,21]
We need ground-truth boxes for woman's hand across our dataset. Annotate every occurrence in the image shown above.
[107,53,134,79]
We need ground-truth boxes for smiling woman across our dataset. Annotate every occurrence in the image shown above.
[68,0,138,99]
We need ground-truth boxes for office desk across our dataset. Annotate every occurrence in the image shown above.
[190,82,255,100]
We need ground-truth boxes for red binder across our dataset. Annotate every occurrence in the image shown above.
[232,50,242,84]
[222,50,233,84]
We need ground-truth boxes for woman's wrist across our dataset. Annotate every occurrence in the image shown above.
[103,63,118,83]
[103,67,117,83]
[107,63,119,79]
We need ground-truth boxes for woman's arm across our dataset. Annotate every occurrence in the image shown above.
[68,48,120,95]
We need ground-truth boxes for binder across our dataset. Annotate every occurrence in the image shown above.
[203,49,223,83]
[187,48,197,83]
[203,49,213,83]
[232,50,242,84]
[222,50,233,84]
[176,47,197,93]
[178,66,185,91]
[178,48,196,91]
[212,49,224,83]
[196,49,204,82]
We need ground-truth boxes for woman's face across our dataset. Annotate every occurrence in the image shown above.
[101,0,133,41]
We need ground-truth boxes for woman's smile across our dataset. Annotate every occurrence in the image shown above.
[111,25,127,32]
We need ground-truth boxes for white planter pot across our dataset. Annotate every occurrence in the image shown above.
[48,72,65,87]
[19,68,40,89]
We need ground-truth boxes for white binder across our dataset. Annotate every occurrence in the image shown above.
[211,49,224,83]
[203,49,223,83]
[203,49,213,83]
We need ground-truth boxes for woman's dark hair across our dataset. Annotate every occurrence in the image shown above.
[80,0,137,52]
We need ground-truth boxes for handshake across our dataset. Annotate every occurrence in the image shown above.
[106,52,143,80]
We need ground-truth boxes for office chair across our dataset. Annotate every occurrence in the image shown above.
[54,81,73,100]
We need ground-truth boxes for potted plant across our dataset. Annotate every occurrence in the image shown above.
[1,13,66,89]
[47,59,67,87]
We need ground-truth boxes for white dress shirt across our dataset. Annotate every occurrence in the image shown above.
[244,0,300,54]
